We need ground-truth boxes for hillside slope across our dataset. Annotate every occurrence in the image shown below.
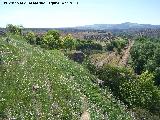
[0,35,133,120]
[75,22,160,30]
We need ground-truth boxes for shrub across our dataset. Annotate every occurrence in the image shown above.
[25,31,36,44]
[154,67,160,85]
[76,41,103,51]
[42,30,62,49]
[6,24,22,35]
[86,63,160,115]
[106,42,114,51]
[130,37,160,86]
[106,38,127,53]
[96,65,135,100]
[63,34,76,50]
[45,30,60,40]
[35,35,43,45]
[130,40,156,74]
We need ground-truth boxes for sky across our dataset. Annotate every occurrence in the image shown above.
[0,0,160,28]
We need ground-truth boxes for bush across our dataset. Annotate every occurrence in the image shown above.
[86,63,160,115]
[63,34,76,50]
[42,30,62,49]
[45,30,60,40]
[130,37,160,86]
[120,71,160,112]
[106,38,127,53]
[76,40,103,51]
[6,24,22,35]
[130,40,156,74]
[35,35,43,45]
[96,65,135,100]
[106,42,114,51]
[25,31,36,44]
[154,67,160,85]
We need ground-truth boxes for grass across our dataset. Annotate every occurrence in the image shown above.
[0,35,133,120]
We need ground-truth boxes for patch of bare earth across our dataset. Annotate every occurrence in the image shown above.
[118,40,134,66]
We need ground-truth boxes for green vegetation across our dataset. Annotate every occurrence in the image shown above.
[106,38,128,53]
[85,61,160,119]
[63,34,77,50]
[1,24,160,119]
[24,30,103,53]
[42,30,62,49]
[25,31,36,44]
[130,37,160,85]
[76,40,103,51]
[0,33,133,119]
[6,24,23,35]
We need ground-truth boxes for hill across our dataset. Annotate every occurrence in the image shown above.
[0,35,133,119]
[75,22,160,30]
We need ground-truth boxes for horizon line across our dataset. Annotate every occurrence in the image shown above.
[1,22,160,28]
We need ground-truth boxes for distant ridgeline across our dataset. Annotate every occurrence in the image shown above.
[1,26,160,40]
[58,28,160,40]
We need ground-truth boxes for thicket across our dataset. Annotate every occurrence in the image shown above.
[106,38,128,53]
[23,30,103,53]
[6,24,23,35]
[130,37,160,85]
[85,61,160,118]
[76,40,103,51]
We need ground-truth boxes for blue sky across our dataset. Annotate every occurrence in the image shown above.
[0,0,160,28]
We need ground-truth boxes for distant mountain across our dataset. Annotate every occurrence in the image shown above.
[74,22,160,30]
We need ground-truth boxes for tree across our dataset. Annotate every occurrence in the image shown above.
[106,42,114,51]
[106,38,127,53]
[154,67,160,85]
[130,39,156,74]
[25,31,36,44]
[42,30,61,49]
[154,47,160,65]
[6,24,22,35]
[76,40,102,51]
[63,34,76,50]
[137,71,160,112]
[35,35,43,45]
[45,30,60,40]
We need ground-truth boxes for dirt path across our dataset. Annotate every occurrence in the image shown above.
[118,40,134,66]
[92,39,134,68]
